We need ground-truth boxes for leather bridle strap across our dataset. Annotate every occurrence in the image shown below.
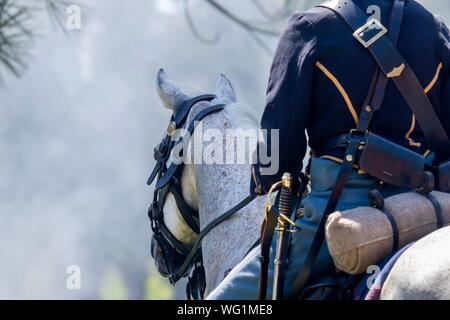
[319,0,450,162]
[290,0,405,299]
[173,94,217,126]
[170,193,257,283]
[147,97,219,188]
[154,103,226,189]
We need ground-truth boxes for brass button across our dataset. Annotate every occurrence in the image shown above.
[167,121,177,136]
[346,155,353,162]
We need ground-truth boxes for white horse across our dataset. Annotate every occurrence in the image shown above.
[380,227,450,299]
[155,69,450,300]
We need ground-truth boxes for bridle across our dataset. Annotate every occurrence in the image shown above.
[147,93,256,299]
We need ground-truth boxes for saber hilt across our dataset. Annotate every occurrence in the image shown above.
[272,172,293,300]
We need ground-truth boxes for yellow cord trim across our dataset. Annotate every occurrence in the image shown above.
[315,61,359,125]
[424,62,443,94]
[405,62,443,148]
[405,115,422,148]
[320,155,344,163]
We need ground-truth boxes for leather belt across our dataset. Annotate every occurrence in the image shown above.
[313,133,353,156]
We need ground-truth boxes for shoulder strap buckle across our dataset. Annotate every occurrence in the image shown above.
[348,128,368,142]
[353,18,388,48]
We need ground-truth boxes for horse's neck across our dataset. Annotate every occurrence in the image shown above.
[186,102,265,293]
[195,161,265,293]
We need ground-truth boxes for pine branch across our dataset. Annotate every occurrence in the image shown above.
[0,0,75,82]
[45,0,75,33]
[0,0,33,79]
[204,0,280,37]
[182,0,220,45]
[249,0,292,22]
[182,0,319,57]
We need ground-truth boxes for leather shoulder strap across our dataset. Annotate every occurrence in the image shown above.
[357,0,405,132]
[290,0,405,300]
[319,0,450,161]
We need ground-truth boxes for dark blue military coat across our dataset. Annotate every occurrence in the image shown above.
[253,0,450,193]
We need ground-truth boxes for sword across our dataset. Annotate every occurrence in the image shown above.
[272,172,293,300]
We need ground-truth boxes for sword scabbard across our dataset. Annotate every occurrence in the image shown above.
[272,173,293,300]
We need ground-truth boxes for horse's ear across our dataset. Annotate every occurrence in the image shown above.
[215,74,237,103]
[156,69,189,112]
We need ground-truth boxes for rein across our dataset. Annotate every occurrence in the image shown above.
[147,94,256,299]
[171,193,256,283]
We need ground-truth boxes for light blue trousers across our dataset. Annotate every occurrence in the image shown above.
[207,156,406,300]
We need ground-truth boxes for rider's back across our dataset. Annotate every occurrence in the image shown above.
[258,0,450,189]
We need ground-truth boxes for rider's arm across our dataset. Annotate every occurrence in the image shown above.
[251,12,318,195]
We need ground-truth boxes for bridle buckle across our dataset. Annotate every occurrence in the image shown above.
[353,18,388,48]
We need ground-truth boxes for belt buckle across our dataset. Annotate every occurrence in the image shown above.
[348,129,368,144]
[353,18,388,48]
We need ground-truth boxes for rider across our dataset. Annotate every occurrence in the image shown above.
[207,0,450,299]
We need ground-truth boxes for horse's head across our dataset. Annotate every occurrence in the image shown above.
[151,69,265,297]
[151,69,250,279]
[155,68,239,239]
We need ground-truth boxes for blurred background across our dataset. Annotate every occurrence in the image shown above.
[0,0,448,299]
